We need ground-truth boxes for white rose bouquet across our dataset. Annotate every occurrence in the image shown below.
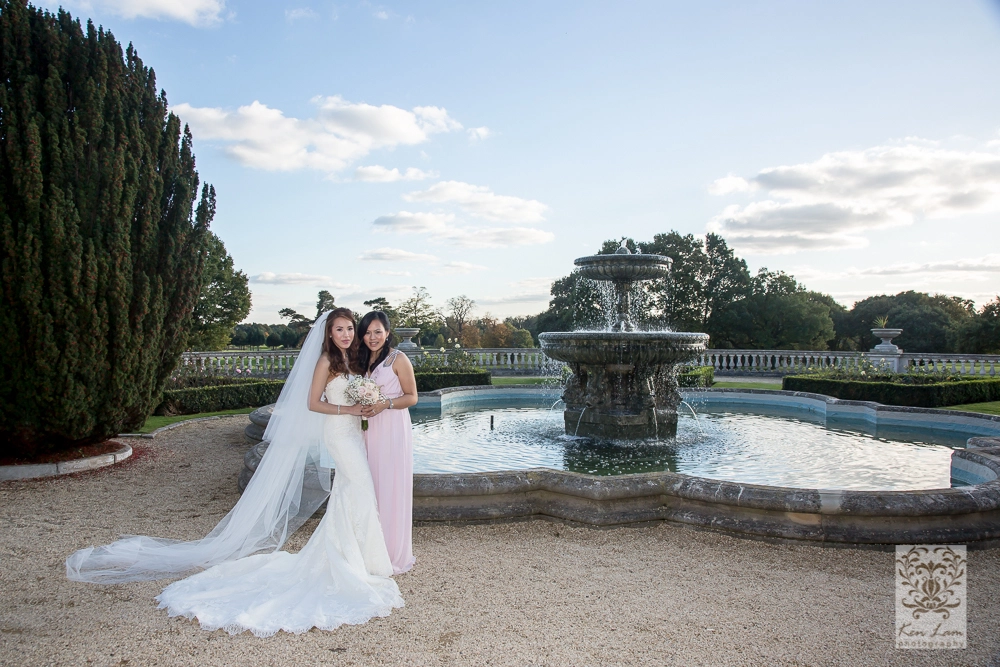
[345,376,385,431]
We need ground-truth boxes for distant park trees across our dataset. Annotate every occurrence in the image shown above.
[528,232,997,353]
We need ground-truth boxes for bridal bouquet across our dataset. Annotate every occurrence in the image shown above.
[345,376,385,431]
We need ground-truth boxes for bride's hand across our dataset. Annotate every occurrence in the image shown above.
[341,404,364,417]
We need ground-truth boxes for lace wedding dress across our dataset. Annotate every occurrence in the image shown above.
[154,374,403,637]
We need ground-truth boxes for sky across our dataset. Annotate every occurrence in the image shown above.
[48,0,1000,322]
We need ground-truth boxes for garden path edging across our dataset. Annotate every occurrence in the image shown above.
[0,442,132,481]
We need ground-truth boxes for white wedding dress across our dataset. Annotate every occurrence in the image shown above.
[154,374,403,637]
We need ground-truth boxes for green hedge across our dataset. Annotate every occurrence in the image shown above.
[782,375,1000,408]
[156,380,286,415]
[678,366,715,388]
[415,371,492,392]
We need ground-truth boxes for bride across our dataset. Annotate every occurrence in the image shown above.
[65,308,404,636]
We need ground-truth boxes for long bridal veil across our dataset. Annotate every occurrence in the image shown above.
[67,312,335,584]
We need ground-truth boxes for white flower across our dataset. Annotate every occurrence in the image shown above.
[440,347,446,352]
[454,343,461,348]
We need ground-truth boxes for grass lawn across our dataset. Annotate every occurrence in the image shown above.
[943,401,1000,416]
[491,377,557,386]
[711,381,783,390]
[135,407,256,434]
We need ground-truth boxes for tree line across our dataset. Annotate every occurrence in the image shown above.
[225,288,536,351]
[518,233,1000,353]
[192,229,998,355]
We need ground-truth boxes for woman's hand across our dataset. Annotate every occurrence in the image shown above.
[339,404,364,417]
[361,400,390,418]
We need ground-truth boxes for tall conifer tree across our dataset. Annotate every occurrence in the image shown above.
[0,0,213,456]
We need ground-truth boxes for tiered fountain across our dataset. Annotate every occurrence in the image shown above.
[539,246,709,439]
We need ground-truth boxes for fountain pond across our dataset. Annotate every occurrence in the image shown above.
[240,246,1000,545]
[243,386,1000,545]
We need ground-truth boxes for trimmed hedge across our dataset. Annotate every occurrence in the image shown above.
[782,375,1000,408]
[156,380,286,415]
[678,366,715,388]
[415,371,492,392]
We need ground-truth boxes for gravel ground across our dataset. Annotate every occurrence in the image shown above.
[1,416,998,667]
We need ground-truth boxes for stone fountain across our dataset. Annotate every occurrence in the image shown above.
[539,246,709,439]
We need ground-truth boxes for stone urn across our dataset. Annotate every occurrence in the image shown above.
[870,328,903,354]
[395,327,421,351]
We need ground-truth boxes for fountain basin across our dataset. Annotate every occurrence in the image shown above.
[540,331,709,438]
[574,253,672,282]
[539,331,708,366]
[242,386,1000,545]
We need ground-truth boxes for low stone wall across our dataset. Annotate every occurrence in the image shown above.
[0,442,133,481]
[411,456,1000,545]
[241,387,1000,545]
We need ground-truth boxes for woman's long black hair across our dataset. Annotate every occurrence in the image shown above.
[357,311,397,374]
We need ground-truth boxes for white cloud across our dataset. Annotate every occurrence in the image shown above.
[468,126,492,142]
[377,270,412,277]
[708,141,1000,253]
[372,211,454,233]
[371,211,554,248]
[285,7,318,21]
[443,226,555,248]
[794,254,1000,281]
[251,272,358,288]
[82,0,225,25]
[432,261,488,276]
[478,277,555,306]
[404,181,548,223]
[374,9,390,19]
[708,175,754,195]
[354,165,437,182]
[358,247,438,262]
[174,96,461,174]
[853,255,1000,277]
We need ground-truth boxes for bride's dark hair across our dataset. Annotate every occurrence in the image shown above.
[357,311,396,373]
[321,308,363,377]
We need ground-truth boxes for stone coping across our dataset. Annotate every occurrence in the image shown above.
[239,386,1000,544]
[0,442,132,481]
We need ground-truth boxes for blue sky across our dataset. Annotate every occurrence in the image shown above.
[56,1,1000,321]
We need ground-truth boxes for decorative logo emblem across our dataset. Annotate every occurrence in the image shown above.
[895,545,966,649]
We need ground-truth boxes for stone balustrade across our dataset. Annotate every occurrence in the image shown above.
[178,350,300,378]
[901,353,1000,377]
[180,347,1000,378]
[698,349,864,376]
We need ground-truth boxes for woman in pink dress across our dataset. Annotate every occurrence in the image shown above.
[357,311,419,574]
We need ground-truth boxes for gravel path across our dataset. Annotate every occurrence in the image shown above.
[1,416,998,666]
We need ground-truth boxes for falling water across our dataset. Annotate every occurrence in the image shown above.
[550,399,565,410]
[574,407,588,436]
[680,400,704,436]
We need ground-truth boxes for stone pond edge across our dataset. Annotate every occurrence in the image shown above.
[259,386,1000,544]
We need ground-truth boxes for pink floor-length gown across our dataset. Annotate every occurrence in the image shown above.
[365,350,416,574]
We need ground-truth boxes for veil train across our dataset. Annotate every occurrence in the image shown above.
[67,312,335,584]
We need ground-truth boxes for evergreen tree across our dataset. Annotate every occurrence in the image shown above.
[186,232,250,350]
[0,1,213,456]
[363,296,398,326]
[315,289,335,318]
